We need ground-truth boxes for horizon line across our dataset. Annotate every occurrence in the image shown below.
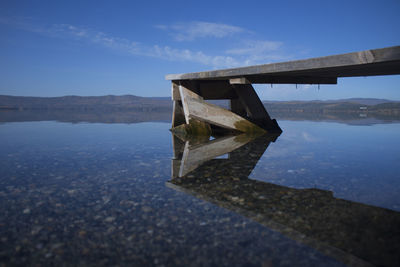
[1,94,400,102]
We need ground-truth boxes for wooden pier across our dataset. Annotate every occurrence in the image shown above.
[166,46,400,135]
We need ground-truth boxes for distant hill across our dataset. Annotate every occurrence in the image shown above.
[1,95,399,118]
[331,98,397,105]
[0,109,171,124]
[1,95,400,124]
[263,98,398,105]
[0,95,171,111]
[263,99,400,119]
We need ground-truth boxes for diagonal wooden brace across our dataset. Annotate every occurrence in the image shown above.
[173,84,266,134]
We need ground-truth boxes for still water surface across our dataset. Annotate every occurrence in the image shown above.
[0,118,399,266]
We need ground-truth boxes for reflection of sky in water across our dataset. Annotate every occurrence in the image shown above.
[0,120,399,266]
[250,121,400,211]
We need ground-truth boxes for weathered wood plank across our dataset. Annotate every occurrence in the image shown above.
[179,84,203,124]
[179,86,265,133]
[171,118,211,137]
[229,77,250,84]
[166,46,400,83]
[171,100,185,128]
[171,82,181,100]
[246,75,337,84]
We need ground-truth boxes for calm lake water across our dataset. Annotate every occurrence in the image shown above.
[0,114,399,266]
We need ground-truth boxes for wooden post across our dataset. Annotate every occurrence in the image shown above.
[170,78,280,135]
[171,100,185,128]
[231,82,282,133]
[170,82,212,136]
[230,98,247,117]
[178,85,265,134]
[178,83,203,125]
[171,82,186,128]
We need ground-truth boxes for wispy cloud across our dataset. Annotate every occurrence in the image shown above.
[302,132,320,142]
[226,40,282,55]
[1,17,290,69]
[47,24,240,68]
[156,21,245,41]
[155,21,289,66]
[2,19,238,68]
[150,45,240,67]
[226,40,288,66]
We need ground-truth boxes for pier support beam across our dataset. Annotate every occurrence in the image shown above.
[231,82,281,133]
[170,79,281,136]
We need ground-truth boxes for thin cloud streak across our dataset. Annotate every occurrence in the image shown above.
[156,21,245,41]
[151,45,240,67]
[226,40,283,55]
[1,17,289,69]
[226,40,289,66]
[0,17,241,68]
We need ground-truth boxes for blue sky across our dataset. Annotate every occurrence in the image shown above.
[1,0,399,100]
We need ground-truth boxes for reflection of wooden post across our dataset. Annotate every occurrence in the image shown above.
[179,135,257,177]
[171,133,261,178]
[171,134,185,178]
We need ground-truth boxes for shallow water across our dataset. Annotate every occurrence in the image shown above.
[0,117,399,266]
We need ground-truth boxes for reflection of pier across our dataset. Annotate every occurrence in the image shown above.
[167,133,400,267]
[171,133,276,178]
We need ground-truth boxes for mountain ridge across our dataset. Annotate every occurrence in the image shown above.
[263,98,399,105]
[1,95,399,122]
[1,95,399,116]
[0,94,171,110]
[1,94,398,107]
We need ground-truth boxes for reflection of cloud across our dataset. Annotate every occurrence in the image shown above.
[302,132,319,142]
[156,21,244,41]
[262,145,292,158]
